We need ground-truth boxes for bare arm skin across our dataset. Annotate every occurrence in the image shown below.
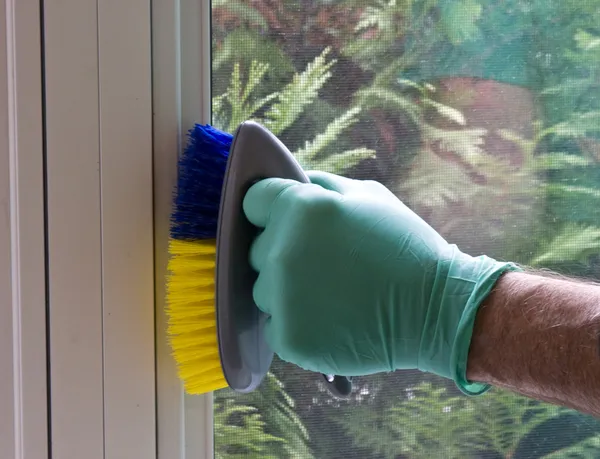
[434,81,600,414]
[467,271,600,417]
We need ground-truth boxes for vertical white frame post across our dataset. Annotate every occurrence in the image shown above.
[44,0,156,457]
[0,0,48,458]
[153,0,214,457]
[44,0,104,453]
[181,0,214,457]
[98,0,155,457]
[152,0,185,454]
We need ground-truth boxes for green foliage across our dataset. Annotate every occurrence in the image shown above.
[343,0,414,68]
[355,86,421,123]
[212,0,269,30]
[465,389,566,457]
[396,110,600,261]
[531,153,592,170]
[543,112,600,139]
[214,60,279,132]
[339,382,600,459]
[213,28,294,81]
[210,1,600,458]
[215,373,315,459]
[340,383,476,459]
[398,123,543,259]
[294,106,375,171]
[215,399,285,459]
[531,224,600,267]
[213,47,374,174]
[262,48,336,135]
[342,0,439,85]
[548,436,600,459]
[439,0,483,45]
[342,1,600,263]
[538,22,600,126]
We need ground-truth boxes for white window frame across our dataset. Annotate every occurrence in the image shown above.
[153,0,214,458]
[1,0,213,458]
[43,0,158,456]
[1,0,48,458]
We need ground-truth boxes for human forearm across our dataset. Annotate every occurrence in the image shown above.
[467,271,600,417]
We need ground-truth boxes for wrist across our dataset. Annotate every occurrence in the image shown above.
[465,271,519,386]
[465,271,600,416]
[418,247,521,394]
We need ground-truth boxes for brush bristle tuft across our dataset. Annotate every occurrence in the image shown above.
[166,239,228,394]
[170,124,233,240]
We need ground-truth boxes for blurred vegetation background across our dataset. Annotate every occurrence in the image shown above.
[209,1,600,457]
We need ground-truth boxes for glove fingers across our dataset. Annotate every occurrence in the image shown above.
[306,170,354,194]
[252,269,273,315]
[248,227,272,272]
[308,170,398,202]
[243,178,302,228]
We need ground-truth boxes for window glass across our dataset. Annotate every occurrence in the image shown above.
[211,1,600,457]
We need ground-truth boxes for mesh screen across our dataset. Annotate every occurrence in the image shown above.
[209,1,600,457]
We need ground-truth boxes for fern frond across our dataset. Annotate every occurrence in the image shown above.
[291,106,375,173]
[422,99,466,126]
[249,93,279,117]
[355,86,421,123]
[294,106,362,165]
[312,148,376,174]
[397,78,432,94]
[575,29,600,51]
[214,399,286,459]
[341,382,571,459]
[354,0,405,38]
[215,373,315,459]
[373,56,419,86]
[241,61,270,104]
[423,125,488,162]
[212,93,228,131]
[545,184,600,199]
[225,61,272,131]
[263,47,336,135]
[534,153,592,170]
[530,224,600,266]
[343,0,414,71]
[401,148,482,208]
[541,78,594,96]
[468,388,564,456]
[339,382,476,458]
[212,28,294,76]
[547,434,600,459]
[544,111,600,139]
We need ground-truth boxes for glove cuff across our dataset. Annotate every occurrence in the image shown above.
[418,247,521,395]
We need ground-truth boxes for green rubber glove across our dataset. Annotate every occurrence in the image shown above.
[243,171,519,395]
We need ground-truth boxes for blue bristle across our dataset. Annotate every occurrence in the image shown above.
[170,124,233,240]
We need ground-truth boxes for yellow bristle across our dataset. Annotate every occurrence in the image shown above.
[166,238,228,394]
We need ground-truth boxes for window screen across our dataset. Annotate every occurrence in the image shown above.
[211,1,600,457]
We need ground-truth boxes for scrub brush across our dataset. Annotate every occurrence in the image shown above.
[166,120,353,397]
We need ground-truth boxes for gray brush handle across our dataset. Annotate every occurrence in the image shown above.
[216,120,353,398]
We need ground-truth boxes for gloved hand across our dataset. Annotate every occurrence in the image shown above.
[243,171,519,395]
